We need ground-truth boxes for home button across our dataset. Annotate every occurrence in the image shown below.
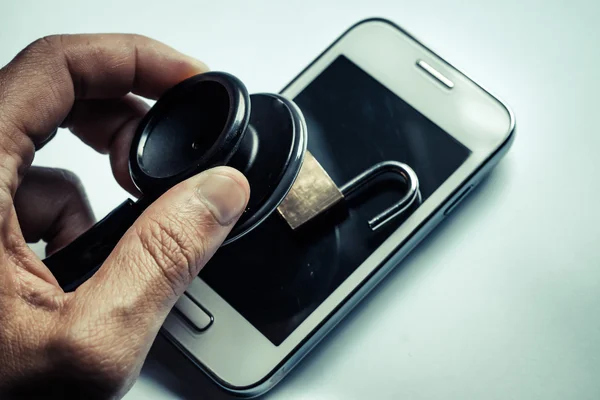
[174,293,213,332]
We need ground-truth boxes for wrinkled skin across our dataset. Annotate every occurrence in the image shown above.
[0,34,249,399]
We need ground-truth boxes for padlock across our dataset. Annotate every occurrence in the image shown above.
[277,151,420,231]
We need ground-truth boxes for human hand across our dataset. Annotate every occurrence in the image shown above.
[0,34,249,399]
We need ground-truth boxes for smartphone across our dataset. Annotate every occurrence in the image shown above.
[160,18,515,397]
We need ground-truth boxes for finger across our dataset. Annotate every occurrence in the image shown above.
[62,94,150,196]
[0,33,208,197]
[76,167,249,330]
[14,167,95,255]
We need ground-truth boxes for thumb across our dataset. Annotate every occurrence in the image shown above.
[77,166,249,322]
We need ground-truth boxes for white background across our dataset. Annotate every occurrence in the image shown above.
[2,0,600,399]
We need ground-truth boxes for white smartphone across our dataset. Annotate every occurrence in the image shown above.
[161,18,515,397]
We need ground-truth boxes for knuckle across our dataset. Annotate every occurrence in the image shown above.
[135,214,204,290]
[130,33,150,43]
[39,34,62,48]
[54,168,85,193]
[33,168,89,211]
[3,35,64,80]
[26,35,62,56]
[5,34,72,114]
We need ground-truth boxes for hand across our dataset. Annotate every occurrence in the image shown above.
[0,34,249,399]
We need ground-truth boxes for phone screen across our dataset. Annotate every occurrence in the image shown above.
[200,56,471,345]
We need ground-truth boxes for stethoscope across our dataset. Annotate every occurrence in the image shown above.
[43,72,421,292]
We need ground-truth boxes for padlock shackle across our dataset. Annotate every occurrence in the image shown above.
[339,161,420,231]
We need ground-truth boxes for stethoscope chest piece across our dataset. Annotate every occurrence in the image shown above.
[129,72,307,243]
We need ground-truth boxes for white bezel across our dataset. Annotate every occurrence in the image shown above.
[162,19,514,390]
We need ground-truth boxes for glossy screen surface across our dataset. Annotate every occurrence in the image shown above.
[200,56,471,345]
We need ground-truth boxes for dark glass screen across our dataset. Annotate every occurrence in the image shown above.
[200,56,471,345]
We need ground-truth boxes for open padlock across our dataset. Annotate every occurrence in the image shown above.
[43,71,421,291]
[277,152,420,231]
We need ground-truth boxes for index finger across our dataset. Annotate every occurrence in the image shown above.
[0,33,207,192]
